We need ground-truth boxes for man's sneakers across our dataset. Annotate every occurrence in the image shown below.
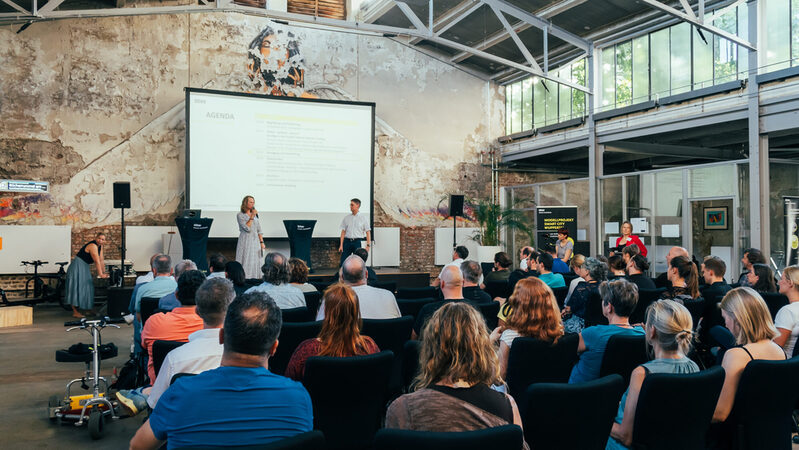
[116,388,148,416]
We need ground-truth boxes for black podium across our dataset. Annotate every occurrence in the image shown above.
[283,220,316,271]
[175,217,213,272]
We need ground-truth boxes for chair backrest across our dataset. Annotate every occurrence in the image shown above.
[632,366,725,450]
[310,281,333,292]
[727,357,799,450]
[682,297,705,331]
[369,281,397,293]
[760,292,789,321]
[269,321,322,376]
[523,375,625,450]
[551,286,569,309]
[152,340,186,376]
[373,425,524,450]
[477,302,500,330]
[629,288,666,325]
[245,278,263,286]
[281,306,313,323]
[506,334,579,411]
[361,316,414,358]
[583,292,608,328]
[402,340,421,392]
[397,286,438,299]
[140,297,161,325]
[396,297,437,318]
[303,291,323,317]
[175,430,326,450]
[563,273,579,286]
[599,334,649,386]
[484,280,511,300]
[303,351,394,449]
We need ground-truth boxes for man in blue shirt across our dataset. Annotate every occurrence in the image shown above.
[536,253,566,289]
[545,244,571,274]
[246,252,306,309]
[129,291,313,449]
[129,254,177,354]
[569,279,645,384]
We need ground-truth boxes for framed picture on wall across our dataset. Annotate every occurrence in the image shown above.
[704,207,728,230]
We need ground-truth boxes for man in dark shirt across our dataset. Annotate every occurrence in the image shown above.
[700,256,732,300]
[483,252,512,283]
[508,250,539,294]
[460,260,492,304]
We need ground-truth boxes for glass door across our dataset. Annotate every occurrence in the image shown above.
[688,196,737,280]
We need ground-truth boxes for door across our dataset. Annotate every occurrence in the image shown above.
[688,197,737,281]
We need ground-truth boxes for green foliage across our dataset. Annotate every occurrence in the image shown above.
[468,198,534,247]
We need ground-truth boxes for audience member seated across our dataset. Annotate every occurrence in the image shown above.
[461,260,493,304]
[569,279,644,384]
[556,227,574,263]
[135,253,160,285]
[129,291,313,450]
[625,255,655,291]
[621,244,640,264]
[608,255,627,279]
[316,255,399,320]
[289,257,317,293]
[433,245,469,287]
[490,277,564,378]
[748,263,777,293]
[654,247,689,289]
[141,270,207,384]
[131,254,177,354]
[247,252,306,309]
[286,284,380,381]
[737,248,765,288]
[658,256,699,304]
[564,254,587,304]
[508,250,539,293]
[385,302,528,449]
[562,257,608,334]
[545,244,570,274]
[414,265,469,338]
[519,246,534,271]
[712,288,786,423]
[224,260,250,297]
[484,251,512,283]
[607,300,699,449]
[700,256,732,301]
[536,253,566,289]
[158,259,197,311]
[331,248,378,283]
[774,266,799,356]
[207,253,227,279]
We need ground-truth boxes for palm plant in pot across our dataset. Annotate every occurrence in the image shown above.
[467,198,535,262]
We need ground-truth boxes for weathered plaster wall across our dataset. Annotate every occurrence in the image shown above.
[0,12,505,273]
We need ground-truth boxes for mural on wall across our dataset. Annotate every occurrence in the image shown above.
[0,13,500,233]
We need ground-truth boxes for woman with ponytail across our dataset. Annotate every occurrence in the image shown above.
[658,255,700,304]
[606,300,699,449]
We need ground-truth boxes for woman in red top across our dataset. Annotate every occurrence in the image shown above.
[616,221,647,257]
[285,283,380,380]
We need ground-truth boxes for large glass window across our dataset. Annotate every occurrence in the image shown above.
[670,23,692,95]
[559,67,572,122]
[522,78,532,132]
[601,48,616,111]
[545,80,558,126]
[572,60,586,117]
[693,27,713,89]
[650,28,671,99]
[632,36,650,103]
[715,7,739,83]
[533,78,546,129]
[766,0,791,71]
[616,41,633,107]
[510,82,522,134]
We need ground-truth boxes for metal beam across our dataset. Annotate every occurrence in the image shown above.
[433,0,482,37]
[1,0,30,15]
[407,0,479,44]
[395,1,429,33]
[37,0,65,14]
[482,0,589,52]
[362,0,396,24]
[706,0,745,23]
[640,0,755,50]
[605,141,738,160]
[488,1,540,71]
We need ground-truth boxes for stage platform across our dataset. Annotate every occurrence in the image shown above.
[308,268,431,289]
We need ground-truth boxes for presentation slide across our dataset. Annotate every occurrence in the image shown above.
[186,89,374,238]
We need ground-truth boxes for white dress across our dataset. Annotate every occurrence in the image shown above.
[236,212,263,279]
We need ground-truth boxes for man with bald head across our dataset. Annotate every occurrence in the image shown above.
[413,265,471,338]
[315,255,400,320]
[654,246,689,289]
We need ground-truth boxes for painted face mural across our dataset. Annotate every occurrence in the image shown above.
[247,26,313,98]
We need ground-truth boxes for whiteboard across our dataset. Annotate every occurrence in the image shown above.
[368,227,400,267]
[435,227,479,265]
[0,225,71,274]
[126,226,178,272]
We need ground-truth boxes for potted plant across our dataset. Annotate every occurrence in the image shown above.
[467,198,534,262]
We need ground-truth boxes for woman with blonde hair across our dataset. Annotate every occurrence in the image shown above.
[490,277,564,378]
[607,300,699,449]
[235,195,265,279]
[386,303,527,446]
[712,287,785,423]
[564,254,586,302]
[774,265,799,355]
[285,284,379,380]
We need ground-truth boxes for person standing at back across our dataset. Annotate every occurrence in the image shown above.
[339,198,371,267]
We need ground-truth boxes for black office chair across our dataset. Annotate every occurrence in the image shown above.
[599,334,649,386]
[584,291,608,328]
[682,297,705,331]
[176,430,326,449]
[477,302,500,330]
[397,298,437,319]
[760,292,790,321]
[303,291,323,317]
[369,281,397,293]
[310,281,333,292]
[631,366,725,450]
[281,306,314,323]
[362,316,414,395]
[140,297,161,325]
[523,375,625,450]
[402,340,421,392]
[269,321,322,376]
[484,280,511,299]
[374,425,524,450]
[551,286,569,309]
[397,286,438,299]
[303,351,394,449]
[629,288,666,325]
[562,273,579,286]
[152,340,186,377]
[505,334,579,413]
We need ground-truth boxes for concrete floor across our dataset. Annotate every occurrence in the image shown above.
[0,305,140,449]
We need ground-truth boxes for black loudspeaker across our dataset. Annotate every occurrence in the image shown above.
[113,182,131,209]
[450,194,465,217]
